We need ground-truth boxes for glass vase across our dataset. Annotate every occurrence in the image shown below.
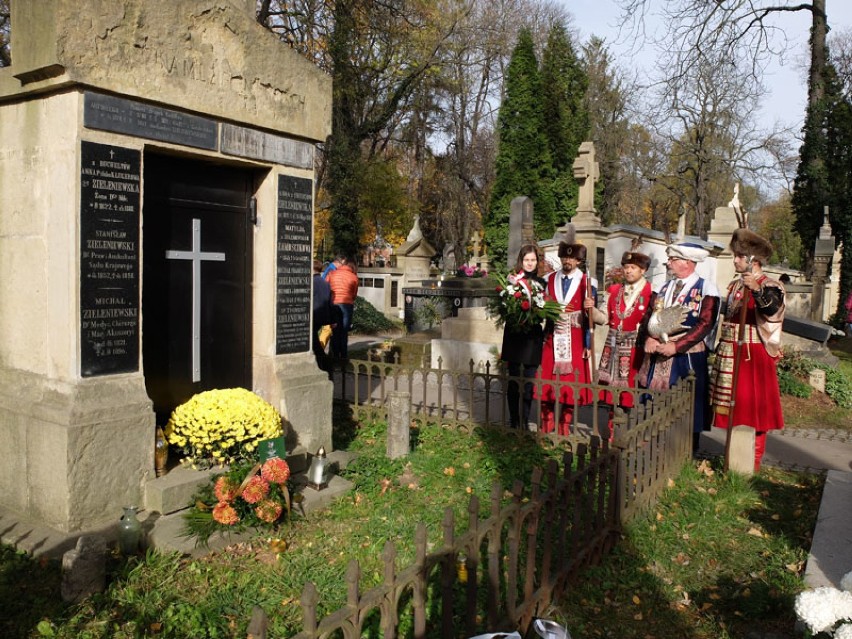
[118,505,142,555]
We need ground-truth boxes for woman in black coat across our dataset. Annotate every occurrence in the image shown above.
[501,244,546,429]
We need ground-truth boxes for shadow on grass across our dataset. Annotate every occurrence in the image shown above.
[0,546,65,639]
[551,536,703,639]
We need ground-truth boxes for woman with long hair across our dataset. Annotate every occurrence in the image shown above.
[501,244,546,429]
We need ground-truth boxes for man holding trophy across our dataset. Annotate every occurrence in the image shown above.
[638,243,721,454]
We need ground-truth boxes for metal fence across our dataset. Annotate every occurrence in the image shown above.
[248,356,694,639]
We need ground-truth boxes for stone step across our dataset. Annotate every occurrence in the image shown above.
[145,447,316,515]
[146,473,355,557]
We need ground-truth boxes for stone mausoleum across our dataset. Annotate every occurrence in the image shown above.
[0,0,331,532]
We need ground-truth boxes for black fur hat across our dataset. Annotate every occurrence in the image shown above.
[557,242,587,262]
[730,228,773,264]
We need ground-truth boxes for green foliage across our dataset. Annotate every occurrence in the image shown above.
[793,57,852,308]
[778,350,852,408]
[0,421,827,639]
[352,296,398,334]
[485,28,555,266]
[756,194,803,269]
[412,297,447,329]
[557,463,823,639]
[541,22,589,220]
[824,366,852,408]
[778,369,812,399]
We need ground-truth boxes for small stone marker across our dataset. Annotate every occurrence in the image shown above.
[387,391,411,459]
[809,368,826,394]
[61,535,107,603]
[727,426,756,476]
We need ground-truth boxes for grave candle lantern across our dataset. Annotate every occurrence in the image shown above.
[306,447,330,490]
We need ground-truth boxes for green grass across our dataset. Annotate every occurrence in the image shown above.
[548,461,823,638]
[3,424,824,639]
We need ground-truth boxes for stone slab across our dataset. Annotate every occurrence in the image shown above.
[147,474,354,556]
[804,471,852,589]
[726,426,755,476]
[144,465,223,515]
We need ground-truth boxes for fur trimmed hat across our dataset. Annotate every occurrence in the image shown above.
[729,228,773,264]
[557,241,587,262]
[621,251,651,270]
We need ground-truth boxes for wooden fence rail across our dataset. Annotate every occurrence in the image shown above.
[248,358,694,639]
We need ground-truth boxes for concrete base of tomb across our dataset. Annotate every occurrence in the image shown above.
[0,367,155,533]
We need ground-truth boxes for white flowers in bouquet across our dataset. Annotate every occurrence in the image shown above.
[795,571,852,636]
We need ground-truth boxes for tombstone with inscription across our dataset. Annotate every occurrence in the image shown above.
[0,0,332,533]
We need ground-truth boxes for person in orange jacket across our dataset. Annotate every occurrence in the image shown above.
[326,256,359,358]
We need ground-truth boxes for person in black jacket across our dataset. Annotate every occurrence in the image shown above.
[312,260,337,374]
[501,244,546,429]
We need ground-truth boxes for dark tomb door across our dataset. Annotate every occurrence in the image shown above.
[142,154,254,423]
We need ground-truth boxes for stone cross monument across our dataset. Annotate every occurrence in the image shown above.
[572,141,601,226]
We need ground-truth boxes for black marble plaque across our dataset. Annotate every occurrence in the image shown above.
[80,142,141,376]
[276,175,314,354]
[84,92,218,150]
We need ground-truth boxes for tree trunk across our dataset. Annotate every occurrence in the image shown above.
[808,0,827,109]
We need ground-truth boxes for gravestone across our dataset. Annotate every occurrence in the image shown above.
[508,196,534,269]
[0,0,331,532]
[61,535,108,603]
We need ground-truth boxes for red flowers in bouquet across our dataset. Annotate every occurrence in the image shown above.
[488,273,561,333]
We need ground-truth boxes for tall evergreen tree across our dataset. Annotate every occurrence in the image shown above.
[793,57,852,316]
[484,28,555,268]
[540,22,589,223]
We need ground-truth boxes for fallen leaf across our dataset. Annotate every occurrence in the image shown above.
[709,593,721,600]
[633,613,643,620]
[632,595,641,605]
[700,603,713,612]
[667,478,676,488]
[379,478,392,495]
[656,512,664,521]
[747,527,764,538]
[786,562,803,573]
[771,514,781,520]
[466,486,473,494]
[444,467,456,476]
[354,493,363,506]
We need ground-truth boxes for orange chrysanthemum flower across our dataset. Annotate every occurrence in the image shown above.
[254,498,284,523]
[212,502,239,526]
[241,475,270,504]
[214,476,240,503]
[261,458,291,484]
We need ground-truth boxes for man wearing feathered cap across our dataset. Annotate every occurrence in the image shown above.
[597,249,654,411]
[539,241,606,435]
[638,241,720,453]
[709,228,785,471]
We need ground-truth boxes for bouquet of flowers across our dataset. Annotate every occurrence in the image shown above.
[488,272,561,333]
[457,264,488,278]
[794,570,852,638]
[184,456,292,545]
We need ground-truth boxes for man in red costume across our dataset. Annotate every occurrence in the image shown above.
[539,242,606,435]
[597,250,653,410]
[710,228,785,471]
